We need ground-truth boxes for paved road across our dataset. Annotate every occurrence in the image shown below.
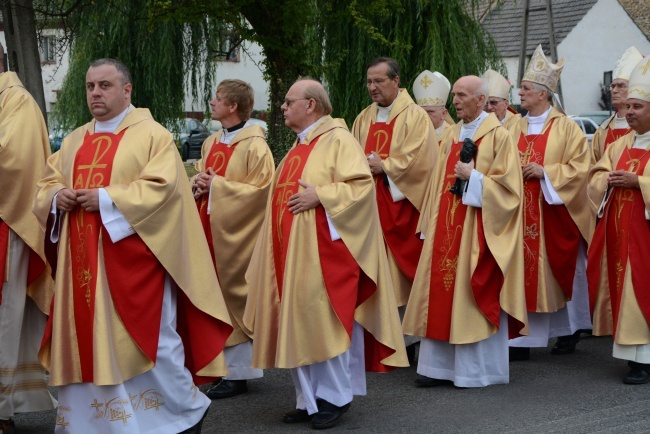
[13,335,650,433]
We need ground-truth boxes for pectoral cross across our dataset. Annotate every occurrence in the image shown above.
[520,148,533,166]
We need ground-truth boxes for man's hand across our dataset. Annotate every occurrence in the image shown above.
[288,180,320,214]
[193,168,217,199]
[609,170,639,189]
[522,162,544,180]
[56,188,78,212]
[76,189,100,212]
[454,160,474,181]
[367,151,384,176]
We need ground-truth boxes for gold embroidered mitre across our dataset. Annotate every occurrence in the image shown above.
[627,55,650,102]
[522,44,565,92]
[481,68,511,100]
[413,70,450,107]
[613,46,644,81]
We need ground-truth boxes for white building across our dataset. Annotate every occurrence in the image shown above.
[481,0,650,115]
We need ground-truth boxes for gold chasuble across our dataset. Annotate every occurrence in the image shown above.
[503,108,522,131]
[0,72,53,312]
[588,134,650,344]
[403,113,528,344]
[194,126,274,346]
[244,116,408,370]
[591,114,634,164]
[34,108,233,387]
[352,90,437,306]
[507,108,593,314]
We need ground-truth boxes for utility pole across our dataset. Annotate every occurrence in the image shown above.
[1,0,48,122]
[517,0,530,89]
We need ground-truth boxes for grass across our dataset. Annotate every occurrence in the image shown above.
[184,162,198,178]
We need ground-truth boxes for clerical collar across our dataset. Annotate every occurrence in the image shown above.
[614,116,629,129]
[223,120,246,134]
[297,116,328,144]
[633,130,650,150]
[376,91,400,123]
[526,106,552,125]
[459,111,489,142]
[94,105,133,134]
[435,124,446,137]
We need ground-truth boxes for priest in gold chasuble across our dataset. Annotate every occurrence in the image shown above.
[587,56,650,385]
[507,45,593,361]
[244,78,407,429]
[403,76,527,388]
[33,59,232,434]
[0,57,57,430]
[193,79,274,400]
[591,47,642,164]
[352,58,437,310]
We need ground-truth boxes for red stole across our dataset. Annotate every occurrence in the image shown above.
[364,121,422,281]
[68,130,166,382]
[0,223,46,305]
[426,139,503,341]
[197,140,238,270]
[604,126,633,153]
[588,148,650,333]
[518,121,580,311]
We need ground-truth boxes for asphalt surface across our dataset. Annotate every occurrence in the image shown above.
[13,335,650,433]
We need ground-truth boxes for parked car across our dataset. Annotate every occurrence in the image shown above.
[578,111,610,126]
[48,127,70,153]
[568,116,599,145]
[169,118,212,161]
[203,119,223,133]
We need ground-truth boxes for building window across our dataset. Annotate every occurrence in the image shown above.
[40,36,57,64]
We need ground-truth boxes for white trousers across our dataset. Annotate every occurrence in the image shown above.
[55,276,210,433]
[417,311,509,388]
[510,242,592,347]
[0,230,57,419]
[290,322,366,415]
[223,340,263,381]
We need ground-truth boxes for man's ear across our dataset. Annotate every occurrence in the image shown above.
[124,83,133,99]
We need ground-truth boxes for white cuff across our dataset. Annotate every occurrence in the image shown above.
[99,188,135,243]
[207,177,215,215]
[49,192,62,243]
[597,187,612,219]
[646,208,650,221]
[387,176,406,202]
[540,170,564,205]
[325,212,341,241]
[419,232,425,240]
[462,169,484,208]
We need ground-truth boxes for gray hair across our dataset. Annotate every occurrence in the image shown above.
[368,57,400,81]
[90,58,132,85]
[532,83,554,103]
[297,76,333,115]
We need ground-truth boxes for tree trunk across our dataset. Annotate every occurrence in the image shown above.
[1,0,48,123]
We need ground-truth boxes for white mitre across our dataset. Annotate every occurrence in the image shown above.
[481,68,511,100]
[613,46,644,81]
[627,55,650,103]
[522,44,565,93]
[413,70,450,107]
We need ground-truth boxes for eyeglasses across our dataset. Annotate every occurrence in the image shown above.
[487,99,506,106]
[609,83,628,91]
[366,78,390,87]
[283,98,310,107]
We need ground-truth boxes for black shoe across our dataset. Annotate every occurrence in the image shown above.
[624,363,650,384]
[179,405,209,434]
[205,379,248,399]
[311,399,350,430]
[0,419,15,434]
[414,376,452,387]
[283,409,313,424]
[509,346,530,361]
[551,331,580,355]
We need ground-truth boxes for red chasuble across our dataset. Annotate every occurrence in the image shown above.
[518,121,580,311]
[197,140,238,270]
[588,148,650,333]
[426,139,503,341]
[604,127,633,154]
[271,138,394,371]
[364,121,423,281]
[68,130,166,382]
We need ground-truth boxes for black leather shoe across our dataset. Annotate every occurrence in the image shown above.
[624,365,650,385]
[205,379,248,399]
[282,409,313,424]
[509,346,530,361]
[179,405,209,434]
[414,376,452,387]
[406,342,419,365]
[311,399,350,430]
[552,332,580,355]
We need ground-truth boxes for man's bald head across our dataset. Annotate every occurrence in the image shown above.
[452,75,488,123]
[295,78,333,115]
[282,78,332,133]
